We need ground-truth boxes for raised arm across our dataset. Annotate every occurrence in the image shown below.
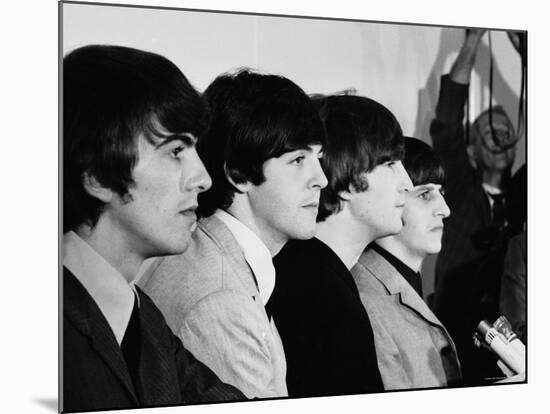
[430,29,486,193]
[449,29,486,85]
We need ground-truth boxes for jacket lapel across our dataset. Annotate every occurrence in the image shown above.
[135,288,179,405]
[63,268,138,404]
[200,215,260,298]
[358,250,462,380]
[360,250,445,329]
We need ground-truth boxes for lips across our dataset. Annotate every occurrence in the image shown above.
[179,204,198,213]
[302,201,319,211]
[395,196,406,208]
[179,205,198,220]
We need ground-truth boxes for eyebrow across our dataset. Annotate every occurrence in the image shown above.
[154,132,197,149]
[282,147,313,156]
[411,184,441,193]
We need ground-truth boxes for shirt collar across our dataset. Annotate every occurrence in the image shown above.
[482,182,503,196]
[371,243,423,297]
[63,231,136,345]
[215,209,275,306]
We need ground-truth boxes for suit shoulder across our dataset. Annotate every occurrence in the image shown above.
[352,259,386,290]
[351,260,390,306]
[140,226,232,314]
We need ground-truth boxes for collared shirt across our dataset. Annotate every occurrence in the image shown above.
[215,209,275,307]
[371,243,423,297]
[482,182,504,209]
[63,231,137,345]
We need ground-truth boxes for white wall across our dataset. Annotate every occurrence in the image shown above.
[62,2,526,297]
[62,3,524,141]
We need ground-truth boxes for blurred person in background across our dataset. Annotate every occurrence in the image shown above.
[430,29,525,384]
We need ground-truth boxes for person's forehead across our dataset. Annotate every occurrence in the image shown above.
[140,130,197,148]
[308,144,323,154]
[279,144,323,157]
[410,183,441,193]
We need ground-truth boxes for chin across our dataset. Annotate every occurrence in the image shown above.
[389,220,404,236]
[162,237,191,256]
[380,225,402,239]
[489,159,514,172]
[294,229,317,241]
[289,224,317,241]
[424,242,441,255]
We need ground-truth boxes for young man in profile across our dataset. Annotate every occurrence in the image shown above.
[139,70,327,398]
[269,94,412,397]
[62,45,244,412]
[351,137,462,390]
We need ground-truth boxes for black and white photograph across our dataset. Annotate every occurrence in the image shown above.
[3,1,546,413]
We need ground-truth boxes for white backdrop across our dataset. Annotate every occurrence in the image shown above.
[62,2,524,158]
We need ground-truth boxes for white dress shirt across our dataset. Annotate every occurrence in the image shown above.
[214,209,275,307]
[482,182,503,210]
[63,231,137,345]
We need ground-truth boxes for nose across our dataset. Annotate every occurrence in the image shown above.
[310,156,328,189]
[182,147,212,193]
[394,161,413,193]
[434,193,451,218]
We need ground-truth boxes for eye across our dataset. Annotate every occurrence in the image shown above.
[170,145,185,159]
[291,155,306,166]
[386,161,396,167]
[418,191,431,201]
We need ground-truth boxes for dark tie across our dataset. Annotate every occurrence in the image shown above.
[413,273,423,298]
[121,293,141,387]
[489,193,506,226]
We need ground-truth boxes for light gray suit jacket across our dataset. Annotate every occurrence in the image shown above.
[351,248,462,390]
[138,215,288,398]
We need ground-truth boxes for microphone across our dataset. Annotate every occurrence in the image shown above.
[493,316,526,362]
[474,317,525,375]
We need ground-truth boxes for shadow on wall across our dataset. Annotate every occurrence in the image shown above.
[413,28,461,144]
[414,28,525,300]
[413,29,524,149]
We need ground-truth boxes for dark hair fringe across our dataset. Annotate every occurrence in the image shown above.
[197,69,326,217]
[314,94,404,221]
[63,45,207,232]
[403,137,446,188]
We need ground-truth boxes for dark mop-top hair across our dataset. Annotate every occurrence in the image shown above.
[197,69,325,218]
[313,94,404,222]
[63,44,207,232]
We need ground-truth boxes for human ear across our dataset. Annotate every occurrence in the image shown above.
[224,164,252,193]
[339,189,353,201]
[82,172,114,203]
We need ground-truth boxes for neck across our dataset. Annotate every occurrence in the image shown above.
[316,207,374,270]
[225,198,285,257]
[376,237,424,273]
[481,169,505,189]
[76,221,143,284]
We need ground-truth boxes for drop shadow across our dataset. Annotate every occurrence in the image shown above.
[34,397,58,412]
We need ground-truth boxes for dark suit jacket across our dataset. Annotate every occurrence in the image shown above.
[270,238,383,398]
[499,232,526,343]
[62,267,244,413]
[430,75,509,384]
